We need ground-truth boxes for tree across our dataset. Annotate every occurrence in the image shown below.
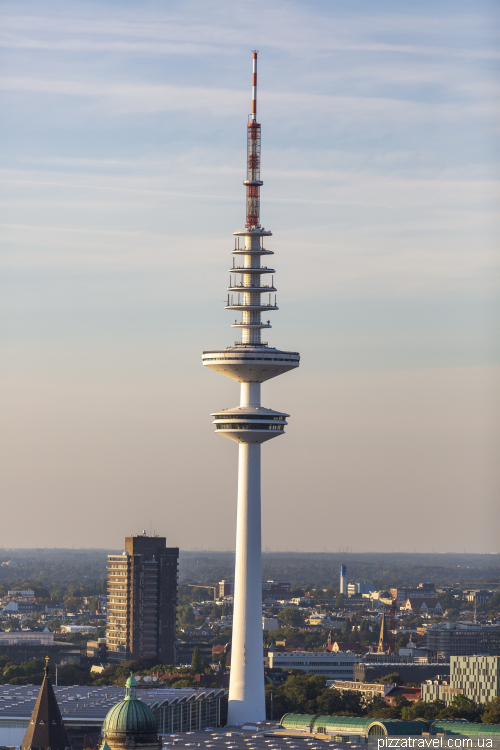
[438,694,482,723]
[402,700,446,722]
[377,672,402,685]
[341,618,352,637]
[482,696,500,724]
[335,594,346,609]
[278,608,305,628]
[190,646,204,675]
[177,605,196,630]
[219,650,227,674]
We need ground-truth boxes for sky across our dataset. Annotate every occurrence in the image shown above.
[0,0,499,553]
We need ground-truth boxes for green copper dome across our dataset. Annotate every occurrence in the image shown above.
[103,674,157,738]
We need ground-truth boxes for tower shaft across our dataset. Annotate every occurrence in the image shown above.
[202,52,300,725]
[229,385,265,721]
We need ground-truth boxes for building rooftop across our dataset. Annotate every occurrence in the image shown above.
[0,685,226,728]
[161,724,365,750]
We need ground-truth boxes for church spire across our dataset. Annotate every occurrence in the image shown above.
[21,658,70,750]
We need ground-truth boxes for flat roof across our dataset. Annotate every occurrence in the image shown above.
[159,724,364,749]
[0,685,226,727]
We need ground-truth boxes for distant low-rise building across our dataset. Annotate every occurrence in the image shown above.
[391,584,436,602]
[401,598,442,615]
[217,580,234,598]
[465,590,492,605]
[175,641,213,666]
[328,679,393,704]
[2,600,41,615]
[421,676,463,704]
[384,686,421,705]
[354,661,449,684]
[348,583,374,597]
[423,622,500,659]
[61,624,97,633]
[262,581,291,600]
[268,650,361,679]
[87,638,107,660]
[262,617,279,631]
[7,590,34,599]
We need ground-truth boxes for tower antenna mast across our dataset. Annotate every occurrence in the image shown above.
[202,52,300,723]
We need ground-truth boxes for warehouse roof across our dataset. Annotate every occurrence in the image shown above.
[0,685,226,727]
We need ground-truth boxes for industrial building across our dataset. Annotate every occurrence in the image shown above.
[106,534,179,664]
[0,684,227,748]
[423,622,500,659]
[354,661,449,684]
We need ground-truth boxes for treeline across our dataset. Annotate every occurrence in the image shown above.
[1,549,499,594]
[265,673,500,724]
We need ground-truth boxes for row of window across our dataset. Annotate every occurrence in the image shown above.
[213,414,285,420]
[215,424,284,431]
[204,357,298,362]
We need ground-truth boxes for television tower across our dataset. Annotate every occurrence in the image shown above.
[202,51,300,724]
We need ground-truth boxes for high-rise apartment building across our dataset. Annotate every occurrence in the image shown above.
[106,535,179,664]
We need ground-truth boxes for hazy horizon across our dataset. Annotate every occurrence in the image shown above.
[1,0,499,552]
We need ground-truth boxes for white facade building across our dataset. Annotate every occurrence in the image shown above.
[268,651,361,679]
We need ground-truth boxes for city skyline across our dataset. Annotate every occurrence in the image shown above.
[1,0,499,553]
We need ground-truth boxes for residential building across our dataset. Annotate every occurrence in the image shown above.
[7,590,35,599]
[450,655,500,704]
[106,534,179,664]
[423,622,500,660]
[384,686,421,705]
[401,599,442,615]
[217,580,234,599]
[175,641,213,666]
[263,617,279,631]
[348,583,374,597]
[326,637,368,655]
[268,650,361,679]
[421,677,463,705]
[391,584,436,602]
[2,600,41,615]
[465,590,492,605]
[61,625,97,634]
[262,580,291,600]
[328,680,393,704]
[87,638,107,660]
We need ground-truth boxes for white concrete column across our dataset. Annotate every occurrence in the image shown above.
[240,382,261,407]
[227,440,265,724]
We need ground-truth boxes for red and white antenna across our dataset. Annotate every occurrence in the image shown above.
[251,50,258,121]
[245,50,263,229]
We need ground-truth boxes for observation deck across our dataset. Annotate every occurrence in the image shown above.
[202,345,300,382]
[211,405,289,444]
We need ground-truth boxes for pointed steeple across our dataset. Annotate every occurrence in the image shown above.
[21,657,70,750]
